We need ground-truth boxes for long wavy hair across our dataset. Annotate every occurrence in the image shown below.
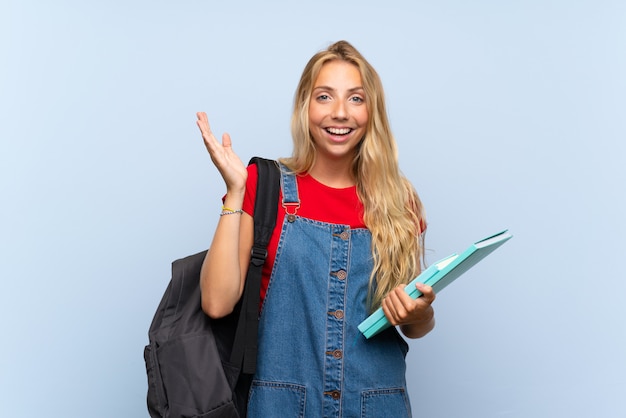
[280,40,426,310]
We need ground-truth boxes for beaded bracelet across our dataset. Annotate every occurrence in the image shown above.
[220,205,244,216]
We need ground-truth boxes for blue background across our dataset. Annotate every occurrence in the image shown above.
[1,1,625,417]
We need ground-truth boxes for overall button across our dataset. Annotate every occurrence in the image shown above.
[324,390,341,400]
[329,310,344,319]
[334,270,347,280]
[333,230,350,240]
[326,349,343,359]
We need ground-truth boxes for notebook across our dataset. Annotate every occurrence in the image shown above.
[358,230,513,339]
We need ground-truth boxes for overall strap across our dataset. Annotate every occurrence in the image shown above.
[279,162,300,222]
[230,157,280,375]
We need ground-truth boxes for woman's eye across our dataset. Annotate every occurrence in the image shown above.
[317,94,330,101]
[350,96,364,103]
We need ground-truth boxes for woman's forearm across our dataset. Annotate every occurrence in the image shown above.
[200,193,253,318]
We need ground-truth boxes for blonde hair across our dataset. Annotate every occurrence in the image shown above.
[280,40,426,310]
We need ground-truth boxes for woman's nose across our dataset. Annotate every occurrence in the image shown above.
[331,100,348,120]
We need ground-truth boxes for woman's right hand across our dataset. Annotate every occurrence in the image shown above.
[196,112,248,193]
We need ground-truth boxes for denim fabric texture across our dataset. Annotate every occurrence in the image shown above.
[247,164,412,418]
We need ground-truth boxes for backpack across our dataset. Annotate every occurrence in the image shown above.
[144,157,280,418]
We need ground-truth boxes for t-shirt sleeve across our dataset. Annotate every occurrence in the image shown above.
[241,162,259,217]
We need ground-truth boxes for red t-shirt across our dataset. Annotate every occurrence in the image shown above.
[242,163,366,303]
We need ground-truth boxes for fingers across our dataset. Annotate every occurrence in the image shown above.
[196,112,216,144]
[195,112,248,191]
[196,111,210,135]
[197,112,230,157]
[415,282,436,305]
[382,283,435,326]
[221,132,232,148]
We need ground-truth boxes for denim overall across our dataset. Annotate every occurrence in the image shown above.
[247,164,412,418]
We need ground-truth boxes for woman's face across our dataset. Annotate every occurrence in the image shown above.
[308,60,369,164]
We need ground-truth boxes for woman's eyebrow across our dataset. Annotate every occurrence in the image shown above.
[312,85,364,92]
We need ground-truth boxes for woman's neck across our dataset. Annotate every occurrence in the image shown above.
[308,158,356,188]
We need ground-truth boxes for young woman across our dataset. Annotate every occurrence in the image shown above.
[197,40,435,417]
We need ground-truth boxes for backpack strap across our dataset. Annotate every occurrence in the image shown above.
[230,157,280,375]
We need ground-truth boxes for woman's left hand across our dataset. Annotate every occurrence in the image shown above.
[382,282,436,338]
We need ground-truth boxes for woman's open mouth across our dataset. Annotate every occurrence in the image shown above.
[326,127,353,136]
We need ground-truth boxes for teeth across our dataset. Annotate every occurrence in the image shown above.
[327,128,351,135]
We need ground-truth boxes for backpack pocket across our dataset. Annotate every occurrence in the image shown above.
[149,332,240,417]
[144,342,167,417]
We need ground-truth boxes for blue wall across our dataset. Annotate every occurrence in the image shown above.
[1,1,624,416]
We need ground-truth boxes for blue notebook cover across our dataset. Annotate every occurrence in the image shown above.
[358,229,513,339]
